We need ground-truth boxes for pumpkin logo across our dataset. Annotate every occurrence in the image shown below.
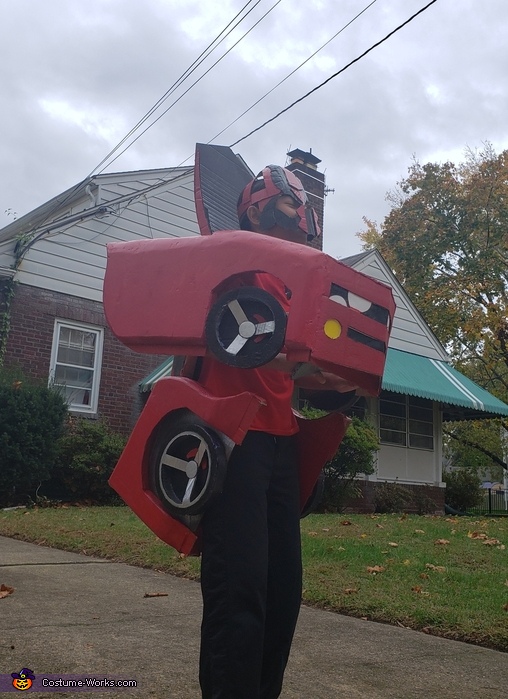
[11,668,35,691]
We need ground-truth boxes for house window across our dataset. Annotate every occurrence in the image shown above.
[49,321,103,414]
[379,391,434,450]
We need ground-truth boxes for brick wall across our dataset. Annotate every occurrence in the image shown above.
[286,157,325,252]
[3,283,167,435]
[342,480,445,515]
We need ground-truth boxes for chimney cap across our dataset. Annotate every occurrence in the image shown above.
[287,148,321,168]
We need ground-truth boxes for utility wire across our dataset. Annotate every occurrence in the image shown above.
[21,1,266,245]
[208,0,378,144]
[94,0,283,176]
[229,0,439,148]
[90,0,262,176]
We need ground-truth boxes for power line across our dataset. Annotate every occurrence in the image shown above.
[90,0,262,176]
[207,0,378,145]
[229,0,439,148]
[20,2,268,243]
[93,0,283,176]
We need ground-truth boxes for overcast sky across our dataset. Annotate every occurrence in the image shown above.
[2,0,508,259]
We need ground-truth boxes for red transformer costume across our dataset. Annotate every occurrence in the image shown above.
[104,144,395,556]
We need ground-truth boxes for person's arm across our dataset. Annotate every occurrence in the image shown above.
[261,355,358,392]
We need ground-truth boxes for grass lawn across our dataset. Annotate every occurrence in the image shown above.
[1,506,507,651]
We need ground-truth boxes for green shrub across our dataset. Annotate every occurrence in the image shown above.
[373,482,439,514]
[374,482,416,513]
[51,418,126,504]
[320,417,379,512]
[0,369,68,506]
[443,469,483,512]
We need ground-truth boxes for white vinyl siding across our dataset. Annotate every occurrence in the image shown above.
[49,320,103,414]
[13,170,199,302]
[347,252,448,361]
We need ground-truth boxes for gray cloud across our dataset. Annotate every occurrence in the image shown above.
[2,0,507,258]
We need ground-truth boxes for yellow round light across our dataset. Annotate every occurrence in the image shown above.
[324,319,342,339]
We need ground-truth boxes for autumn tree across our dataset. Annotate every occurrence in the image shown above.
[359,144,508,471]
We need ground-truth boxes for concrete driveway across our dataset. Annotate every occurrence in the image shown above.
[1,536,506,698]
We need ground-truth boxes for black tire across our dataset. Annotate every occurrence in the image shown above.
[149,415,227,516]
[205,286,287,369]
[300,471,325,519]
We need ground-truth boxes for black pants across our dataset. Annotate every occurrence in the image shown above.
[199,431,302,699]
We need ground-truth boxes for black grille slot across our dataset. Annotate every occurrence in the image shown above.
[329,283,389,326]
[347,328,386,353]
[363,304,389,325]
[329,283,349,303]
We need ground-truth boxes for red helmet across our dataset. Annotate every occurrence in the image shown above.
[237,165,320,241]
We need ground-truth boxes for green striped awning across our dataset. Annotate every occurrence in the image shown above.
[138,350,508,420]
[383,349,508,420]
[139,356,174,393]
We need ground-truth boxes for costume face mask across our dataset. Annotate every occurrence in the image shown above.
[238,165,321,241]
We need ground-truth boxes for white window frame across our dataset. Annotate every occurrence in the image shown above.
[379,392,434,451]
[49,320,104,414]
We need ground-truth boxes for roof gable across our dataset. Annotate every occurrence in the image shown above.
[0,167,192,245]
[342,249,448,361]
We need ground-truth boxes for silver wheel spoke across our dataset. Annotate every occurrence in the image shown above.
[195,439,207,467]
[227,299,249,326]
[225,334,249,355]
[254,321,275,335]
[161,454,189,472]
[182,477,197,505]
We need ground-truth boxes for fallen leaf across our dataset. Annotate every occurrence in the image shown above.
[0,584,14,599]
[503,603,508,612]
[340,520,352,526]
[360,534,367,538]
[434,539,450,545]
[343,587,358,595]
[403,559,411,566]
[388,542,398,547]
[322,528,330,532]
[425,564,446,573]
[143,592,169,598]
[482,538,501,546]
[376,524,384,529]
[411,586,430,596]
[366,565,385,574]
[498,545,506,550]
[468,531,488,540]
[445,518,458,524]
[419,573,430,580]
[414,529,425,534]
[307,531,318,537]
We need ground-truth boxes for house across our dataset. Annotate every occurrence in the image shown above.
[0,166,199,433]
[1,147,507,511]
[340,249,508,511]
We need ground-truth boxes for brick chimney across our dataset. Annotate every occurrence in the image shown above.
[286,148,325,251]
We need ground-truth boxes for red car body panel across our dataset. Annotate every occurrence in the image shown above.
[108,377,349,555]
[103,230,395,394]
[104,231,394,554]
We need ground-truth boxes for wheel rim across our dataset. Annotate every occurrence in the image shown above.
[206,287,286,368]
[157,431,213,510]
